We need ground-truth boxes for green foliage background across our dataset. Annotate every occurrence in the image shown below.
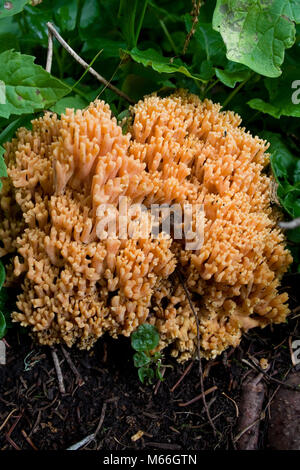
[0,0,300,336]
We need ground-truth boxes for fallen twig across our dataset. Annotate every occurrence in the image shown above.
[243,358,300,391]
[6,413,23,450]
[61,345,84,386]
[178,385,218,407]
[234,373,265,449]
[0,408,18,432]
[222,392,239,418]
[21,429,38,450]
[51,347,66,395]
[46,22,133,103]
[66,402,107,450]
[45,27,53,73]
[176,270,217,435]
[279,217,300,230]
[170,361,193,393]
[66,433,95,450]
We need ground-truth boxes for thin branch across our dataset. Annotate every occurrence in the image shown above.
[46,28,53,73]
[179,385,218,407]
[51,347,66,395]
[61,345,84,386]
[279,217,300,230]
[182,0,202,55]
[66,402,107,450]
[170,361,193,393]
[46,22,133,103]
[176,270,217,435]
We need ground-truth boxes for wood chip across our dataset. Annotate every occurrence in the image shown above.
[131,430,144,442]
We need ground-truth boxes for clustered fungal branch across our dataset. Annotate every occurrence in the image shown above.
[0,90,292,362]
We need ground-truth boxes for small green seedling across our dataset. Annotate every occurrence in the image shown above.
[131,324,164,384]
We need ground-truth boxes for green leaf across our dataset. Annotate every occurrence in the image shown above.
[131,323,160,352]
[82,38,126,58]
[248,64,300,118]
[54,0,78,32]
[0,0,29,18]
[0,311,6,339]
[0,33,19,53]
[133,351,151,368]
[127,47,205,81]
[155,362,164,381]
[0,50,70,119]
[261,131,300,219]
[213,0,298,78]
[0,287,8,312]
[50,95,88,115]
[0,261,5,290]
[184,15,226,65]
[138,365,155,384]
[215,62,252,88]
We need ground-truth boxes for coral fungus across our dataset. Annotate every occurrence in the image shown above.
[0,91,292,360]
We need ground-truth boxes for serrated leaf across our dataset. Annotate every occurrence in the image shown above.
[127,47,205,81]
[0,50,70,119]
[213,0,298,78]
[0,0,29,18]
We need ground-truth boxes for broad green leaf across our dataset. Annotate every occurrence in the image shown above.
[184,15,226,65]
[0,33,19,53]
[262,131,300,218]
[127,47,205,81]
[0,0,29,18]
[0,261,5,290]
[131,323,160,352]
[0,50,70,119]
[50,95,88,115]
[54,0,78,32]
[213,0,297,78]
[248,65,300,118]
[215,62,252,88]
[0,311,6,339]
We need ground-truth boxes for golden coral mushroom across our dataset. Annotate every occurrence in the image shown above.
[0,92,292,360]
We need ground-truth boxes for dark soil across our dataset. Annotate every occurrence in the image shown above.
[0,274,299,451]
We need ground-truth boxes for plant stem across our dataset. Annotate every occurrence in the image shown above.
[135,0,149,45]
[222,74,253,108]
[159,19,178,54]
[70,49,103,92]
